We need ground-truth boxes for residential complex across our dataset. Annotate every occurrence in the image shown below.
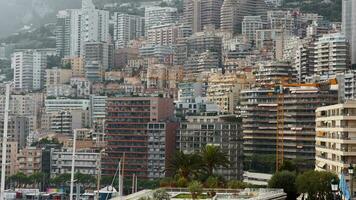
[103,97,175,179]
[0,0,354,196]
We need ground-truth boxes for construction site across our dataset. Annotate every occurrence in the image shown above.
[241,62,339,172]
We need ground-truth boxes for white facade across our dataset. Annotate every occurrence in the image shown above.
[242,16,263,42]
[315,101,356,189]
[342,0,356,66]
[314,33,350,76]
[51,148,100,177]
[144,6,177,33]
[12,50,46,91]
[45,98,90,112]
[113,13,144,48]
[56,0,110,58]
[147,24,179,46]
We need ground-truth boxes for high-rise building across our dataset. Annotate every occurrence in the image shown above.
[255,62,297,86]
[144,6,177,33]
[55,0,109,58]
[220,0,239,33]
[0,142,18,176]
[0,116,30,150]
[18,147,42,175]
[242,16,263,42]
[315,101,356,192]
[12,50,47,91]
[45,68,72,88]
[84,42,109,82]
[89,95,107,127]
[207,72,250,114]
[241,85,338,170]
[267,10,294,34]
[56,10,72,58]
[239,0,268,20]
[342,0,356,66]
[294,37,317,83]
[51,148,100,177]
[183,0,224,33]
[177,115,243,180]
[45,98,90,113]
[314,33,350,76]
[147,24,180,46]
[103,97,175,179]
[113,13,145,48]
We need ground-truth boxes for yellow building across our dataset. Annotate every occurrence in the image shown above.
[63,57,85,77]
[207,72,251,114]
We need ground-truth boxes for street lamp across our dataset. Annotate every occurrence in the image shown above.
[331,179,339,200]
[331,179,339,192]
[349,164,354,198]
[349,164,354,175]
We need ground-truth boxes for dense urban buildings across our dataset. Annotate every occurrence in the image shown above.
[0,0,355,196]
[103,97,175,179]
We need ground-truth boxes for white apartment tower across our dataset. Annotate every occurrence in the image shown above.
[12,50,47,91]
[113,13,145,48]
[144,6,177,33]
[342,0,356,67]
[56,0,109,58]
[242,16,263,42]
[314,33,350,76]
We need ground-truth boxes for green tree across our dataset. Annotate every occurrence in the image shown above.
[152,189,170,200]
[205,176,219,188]
[167,151,203,180]
[8,172,29,188]
[75,172,96,188]
[296,170,337,200]
[201,145,230,177]
[29,172,46,189]
[227,180,250,189]
[188,181,203,200]
[50,173,71,187]
[279,160,297,172]
[268,171,297,200]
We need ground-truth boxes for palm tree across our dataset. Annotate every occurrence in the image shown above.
[167,151,203,180]
[29,172,45,189]
[201,145,230,177]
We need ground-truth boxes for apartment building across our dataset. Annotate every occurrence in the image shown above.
[315,101,356,194]
[45,68,72,88]
[12,50,47,91]
[177,115,243,180]
[45,98,90,112]
[207,72,250,114]
[51,148,100,177]
[242,16,263,42]
[183,0,224,33]
[113,13,144,48]
[241,85,338,169]
[0,142,18,176]
[147,24,179,46]
[145,6,177,33]
[314,33,350,76]
[103,96,175,179]
[84,42,109,82]
[18,147,42,175]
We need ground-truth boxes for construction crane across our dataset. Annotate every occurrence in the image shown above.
[273,78,337,172]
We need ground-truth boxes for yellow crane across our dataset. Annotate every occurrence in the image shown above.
[274,78,337,172]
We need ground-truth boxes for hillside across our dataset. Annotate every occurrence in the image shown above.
[282,0,342,22]
[0,0,81,38]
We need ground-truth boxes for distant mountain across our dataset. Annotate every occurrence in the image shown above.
[0,0,81,38]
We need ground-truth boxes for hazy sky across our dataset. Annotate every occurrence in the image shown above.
[0,0,81,38]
